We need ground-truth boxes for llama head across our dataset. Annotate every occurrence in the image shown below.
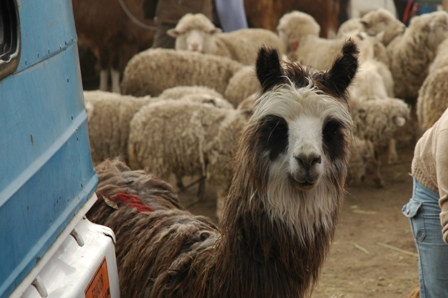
[231,40,357,236]
[254,39,357,189]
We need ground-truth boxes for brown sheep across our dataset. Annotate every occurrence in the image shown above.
[72,0,155,93]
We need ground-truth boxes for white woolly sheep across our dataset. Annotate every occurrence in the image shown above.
[167,13,286,65]
[158,85,233,109]
[294,35,348,71]
[276,11,321,58]
[276,11,348,69]
[360,8,405,46]
[158,85,223,100]
[428,38,448,75]
[177,93,234,109]
[416,66,448,133]
[348,32,394,99]
[416,39,448,133]
[127,99,248,219]
[347,136,374,186]
[223,66,260,108]
[337,21,391,67]
[387,10,448,104]
[349,62,389,100]
[84,90,155,164]
[346,31,398,166]
[85,88,233,166]
[121,48,244,97]
[349,97,411,187]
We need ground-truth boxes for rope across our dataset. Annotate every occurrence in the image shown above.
[117,0,157,31]
[183,175,207,190]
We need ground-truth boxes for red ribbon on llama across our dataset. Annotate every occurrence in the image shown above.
[107,193,154,213]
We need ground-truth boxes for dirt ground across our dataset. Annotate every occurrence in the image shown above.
[177,142,419,298]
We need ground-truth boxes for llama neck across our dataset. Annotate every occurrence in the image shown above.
[211,171,340,298]
[207,92,349,297]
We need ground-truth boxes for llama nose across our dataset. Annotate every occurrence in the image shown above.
[295,153,322,169]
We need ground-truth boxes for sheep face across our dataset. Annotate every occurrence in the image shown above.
[242,41,357,235]
[361,8,405,45]
[276,11,320,53]
[174,28,216,53]
[167,13,221,53]
[348,137,374,185]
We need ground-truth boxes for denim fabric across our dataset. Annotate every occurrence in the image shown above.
[402,178,448,298]
[215,0,248,32]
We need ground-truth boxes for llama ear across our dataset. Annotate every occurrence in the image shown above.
[321,39,359,100]
[256,46,285,93]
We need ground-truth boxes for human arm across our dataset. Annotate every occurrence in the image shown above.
[436,129,448,243]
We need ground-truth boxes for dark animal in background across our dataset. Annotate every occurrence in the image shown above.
[87,40,358,298]
[72,0,155,93]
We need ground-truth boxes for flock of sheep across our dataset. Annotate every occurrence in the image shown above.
[84,8,448,220]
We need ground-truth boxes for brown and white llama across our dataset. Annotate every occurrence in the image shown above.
[88,40,358,298]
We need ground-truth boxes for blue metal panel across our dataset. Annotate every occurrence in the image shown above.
[16,0,78,72]
[0,0,97,297]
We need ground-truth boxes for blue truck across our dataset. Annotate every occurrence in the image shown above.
[0,0,119,297]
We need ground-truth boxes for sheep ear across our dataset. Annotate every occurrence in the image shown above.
[256,46,284,93]
[360,20,369,28]
[167,29,180,38]
[209,28,222,35]
[85,102,94,120]
[375,31,385,42]
[321,39,359,100]
[290,39,300,50]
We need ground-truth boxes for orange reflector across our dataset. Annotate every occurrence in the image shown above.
[85,257,111,298]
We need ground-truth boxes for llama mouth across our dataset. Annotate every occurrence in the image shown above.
[288,174,317,191]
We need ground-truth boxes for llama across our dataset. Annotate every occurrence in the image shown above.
[87,40,358,298]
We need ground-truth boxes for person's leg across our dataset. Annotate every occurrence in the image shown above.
[402,178,448,298]
[214,0,248,32]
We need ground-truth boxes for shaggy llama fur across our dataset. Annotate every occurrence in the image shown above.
[88,40,358,298]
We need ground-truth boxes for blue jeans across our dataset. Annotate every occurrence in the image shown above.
[402,178,448,298]
[215,0,248,32]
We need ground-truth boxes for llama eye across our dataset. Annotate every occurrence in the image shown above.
[258,115,289,160]
[322,119,345,161]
